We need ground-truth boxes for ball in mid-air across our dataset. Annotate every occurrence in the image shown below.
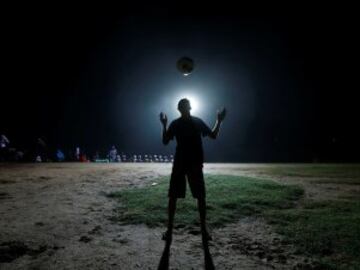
[177,57,194,76]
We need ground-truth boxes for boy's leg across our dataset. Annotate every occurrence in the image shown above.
[164,161,185,241]
[187,165,211,240]
[163,197,177,241]
[198,198,212,240]
[167,197,177,234]
[197,197,207,232]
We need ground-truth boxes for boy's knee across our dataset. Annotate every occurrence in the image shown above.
[169,197,177,208]
[197,197,206,205]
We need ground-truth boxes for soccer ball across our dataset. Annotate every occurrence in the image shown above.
[176,57,194,76]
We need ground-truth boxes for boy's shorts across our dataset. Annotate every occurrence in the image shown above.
[168,162,205,199]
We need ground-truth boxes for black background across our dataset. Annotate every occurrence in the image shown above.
[1,3,359,162]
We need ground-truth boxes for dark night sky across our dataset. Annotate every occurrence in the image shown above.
[2,4,359,162]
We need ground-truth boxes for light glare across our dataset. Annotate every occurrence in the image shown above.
[187,95,199,113]
[174,92,200,114]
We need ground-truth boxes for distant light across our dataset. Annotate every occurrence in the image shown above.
[187,95,200,113]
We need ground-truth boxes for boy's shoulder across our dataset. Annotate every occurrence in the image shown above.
[191,116,203,122]
[170,117,181,125]
[171,116,205,126]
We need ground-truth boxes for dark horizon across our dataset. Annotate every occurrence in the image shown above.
[1,4,359,162]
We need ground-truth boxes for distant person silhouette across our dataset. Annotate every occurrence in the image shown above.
[160,98,226,242]
[0,134,10,162]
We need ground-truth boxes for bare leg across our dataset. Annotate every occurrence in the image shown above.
[198,198,209,235]
[163,197,177,241]
[198,198,214,268]
[168,197,177,232]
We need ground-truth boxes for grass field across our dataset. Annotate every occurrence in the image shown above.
[108,169,360,270]
[1,163,360,269]
[252,164,360,179]
[107,175,304,227]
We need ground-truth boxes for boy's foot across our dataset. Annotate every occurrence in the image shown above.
[202,230,213,241]
[162,230,172,242]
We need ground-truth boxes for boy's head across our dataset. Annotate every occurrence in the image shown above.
[177,98,191,115]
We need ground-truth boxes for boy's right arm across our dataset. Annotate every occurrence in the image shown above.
[160,112,171,145]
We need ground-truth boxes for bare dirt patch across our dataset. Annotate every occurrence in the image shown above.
[0,163,357,269]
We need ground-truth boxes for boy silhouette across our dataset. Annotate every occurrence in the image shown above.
[160,98,226,242]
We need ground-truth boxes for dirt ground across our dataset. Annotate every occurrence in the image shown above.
[0,163,357,270]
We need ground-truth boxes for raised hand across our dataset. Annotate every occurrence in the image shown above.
[217,108,227,122]
[159,112,168,126]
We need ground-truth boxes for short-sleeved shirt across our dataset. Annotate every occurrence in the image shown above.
[166,116,212,164]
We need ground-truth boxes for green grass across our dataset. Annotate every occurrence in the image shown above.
[267,200,360,270]
[107,173,360,269]
[256,164,360,180]
[310,178,360,185]
[107,175,304,227]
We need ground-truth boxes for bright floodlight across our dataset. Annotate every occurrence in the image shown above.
[187,95,199,113]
